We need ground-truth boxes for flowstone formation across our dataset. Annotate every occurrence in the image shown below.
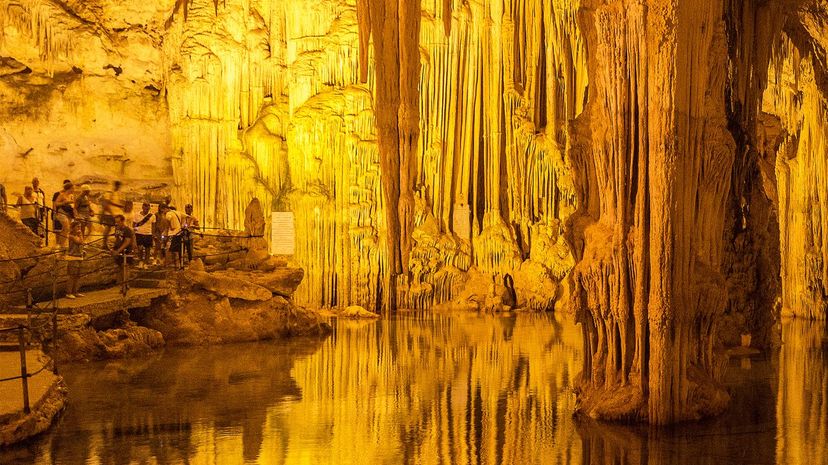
[763,16,828,320]
[568,0,828,424]
[3,0,828,425]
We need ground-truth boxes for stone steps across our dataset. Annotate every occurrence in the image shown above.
[131,279,165,289]
[131,268,170,290]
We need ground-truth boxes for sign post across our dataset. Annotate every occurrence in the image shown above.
[271,212,296,255]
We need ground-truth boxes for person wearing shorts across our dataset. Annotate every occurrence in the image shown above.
[65,220,85,298]
[111,214,136,288]
[100,180,124,250]
[17,186,39,235]
[165,206,183,268]
[54,182,75,248]
[75,184,94,237]
[133,202,155,268]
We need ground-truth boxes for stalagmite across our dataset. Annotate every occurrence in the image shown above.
[569,0,801,424]
[3,0,828,427]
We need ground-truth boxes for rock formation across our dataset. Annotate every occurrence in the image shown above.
[3,0,828,424]
[139,257,330,345]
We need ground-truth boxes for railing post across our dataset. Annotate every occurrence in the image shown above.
[18,326,30,414]
[25,289,32,331]
[121,253,128,296]
[52,255,59,375]
[44,208,49,247]
[51,311,58,375]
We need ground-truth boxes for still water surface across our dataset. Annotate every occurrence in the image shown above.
[1,313,825,465]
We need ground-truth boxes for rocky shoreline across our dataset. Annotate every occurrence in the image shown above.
[0,367,67,448]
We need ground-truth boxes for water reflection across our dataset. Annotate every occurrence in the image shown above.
[576,318,826,465]
[286,313,583,465]
[776,319,827,465]
[0,315,825,465]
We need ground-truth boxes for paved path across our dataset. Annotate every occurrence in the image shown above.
[3,287,169,319]
[0,350,58,422]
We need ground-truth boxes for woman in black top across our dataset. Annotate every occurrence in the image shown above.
[54,182,75,248]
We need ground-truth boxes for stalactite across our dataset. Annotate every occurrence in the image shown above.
[765,34,828,320]
[0,0,76,73]
[161,0,587,311]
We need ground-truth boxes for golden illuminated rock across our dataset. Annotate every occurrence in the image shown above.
[2,0,828,425]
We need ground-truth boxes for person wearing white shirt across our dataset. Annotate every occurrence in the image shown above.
[165,205,183,268]
[132,202,156,268]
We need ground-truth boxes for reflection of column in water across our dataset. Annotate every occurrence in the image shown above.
[776,319,827,465]
[284,314,583,465]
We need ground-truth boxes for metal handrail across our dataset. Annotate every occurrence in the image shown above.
[0,227,254,415]
[0,325,36,413]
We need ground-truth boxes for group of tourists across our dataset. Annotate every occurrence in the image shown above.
[3,177,199,299]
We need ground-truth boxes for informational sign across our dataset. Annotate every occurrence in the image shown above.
[453,203,471,240]
[271,212,295,255]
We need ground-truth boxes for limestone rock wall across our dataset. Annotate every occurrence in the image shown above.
[1,0,584,311]
[0,0,175,199]
[568,0,804,424]
[3,0,828,425]
[764,26,828,320]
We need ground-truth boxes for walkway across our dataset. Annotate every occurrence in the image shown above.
[2,286,169,320]
[0,351,57,421]
[0,349,65,446]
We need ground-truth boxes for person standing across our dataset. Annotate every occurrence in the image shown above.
[65,220,86,299]
[51,179,71,236]
[100,180,124,250]
[182,203,200,263]
[111,214,135,289]
[54,181,75,248]
[32,177,46,235]
[16,186,39,235]
[153,203,169,266]
[133,202,156,268]
[165,205,183,268]
[75,184,94,237]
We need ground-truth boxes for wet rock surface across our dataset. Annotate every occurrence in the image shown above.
[51,314,164,363]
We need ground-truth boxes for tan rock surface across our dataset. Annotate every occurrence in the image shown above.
[3,0,828,425]
[183,269,273,301]
[212,267,304,297]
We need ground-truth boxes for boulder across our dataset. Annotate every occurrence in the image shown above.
[52,321,164,363]
[226,249,288,271]
[511,260,559,311]
[141,294,331,345]
[243,198,269,251]
[184,270,273,301]
[100,325,165,359]
[213,268,304,297]
[340,305,379,319]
